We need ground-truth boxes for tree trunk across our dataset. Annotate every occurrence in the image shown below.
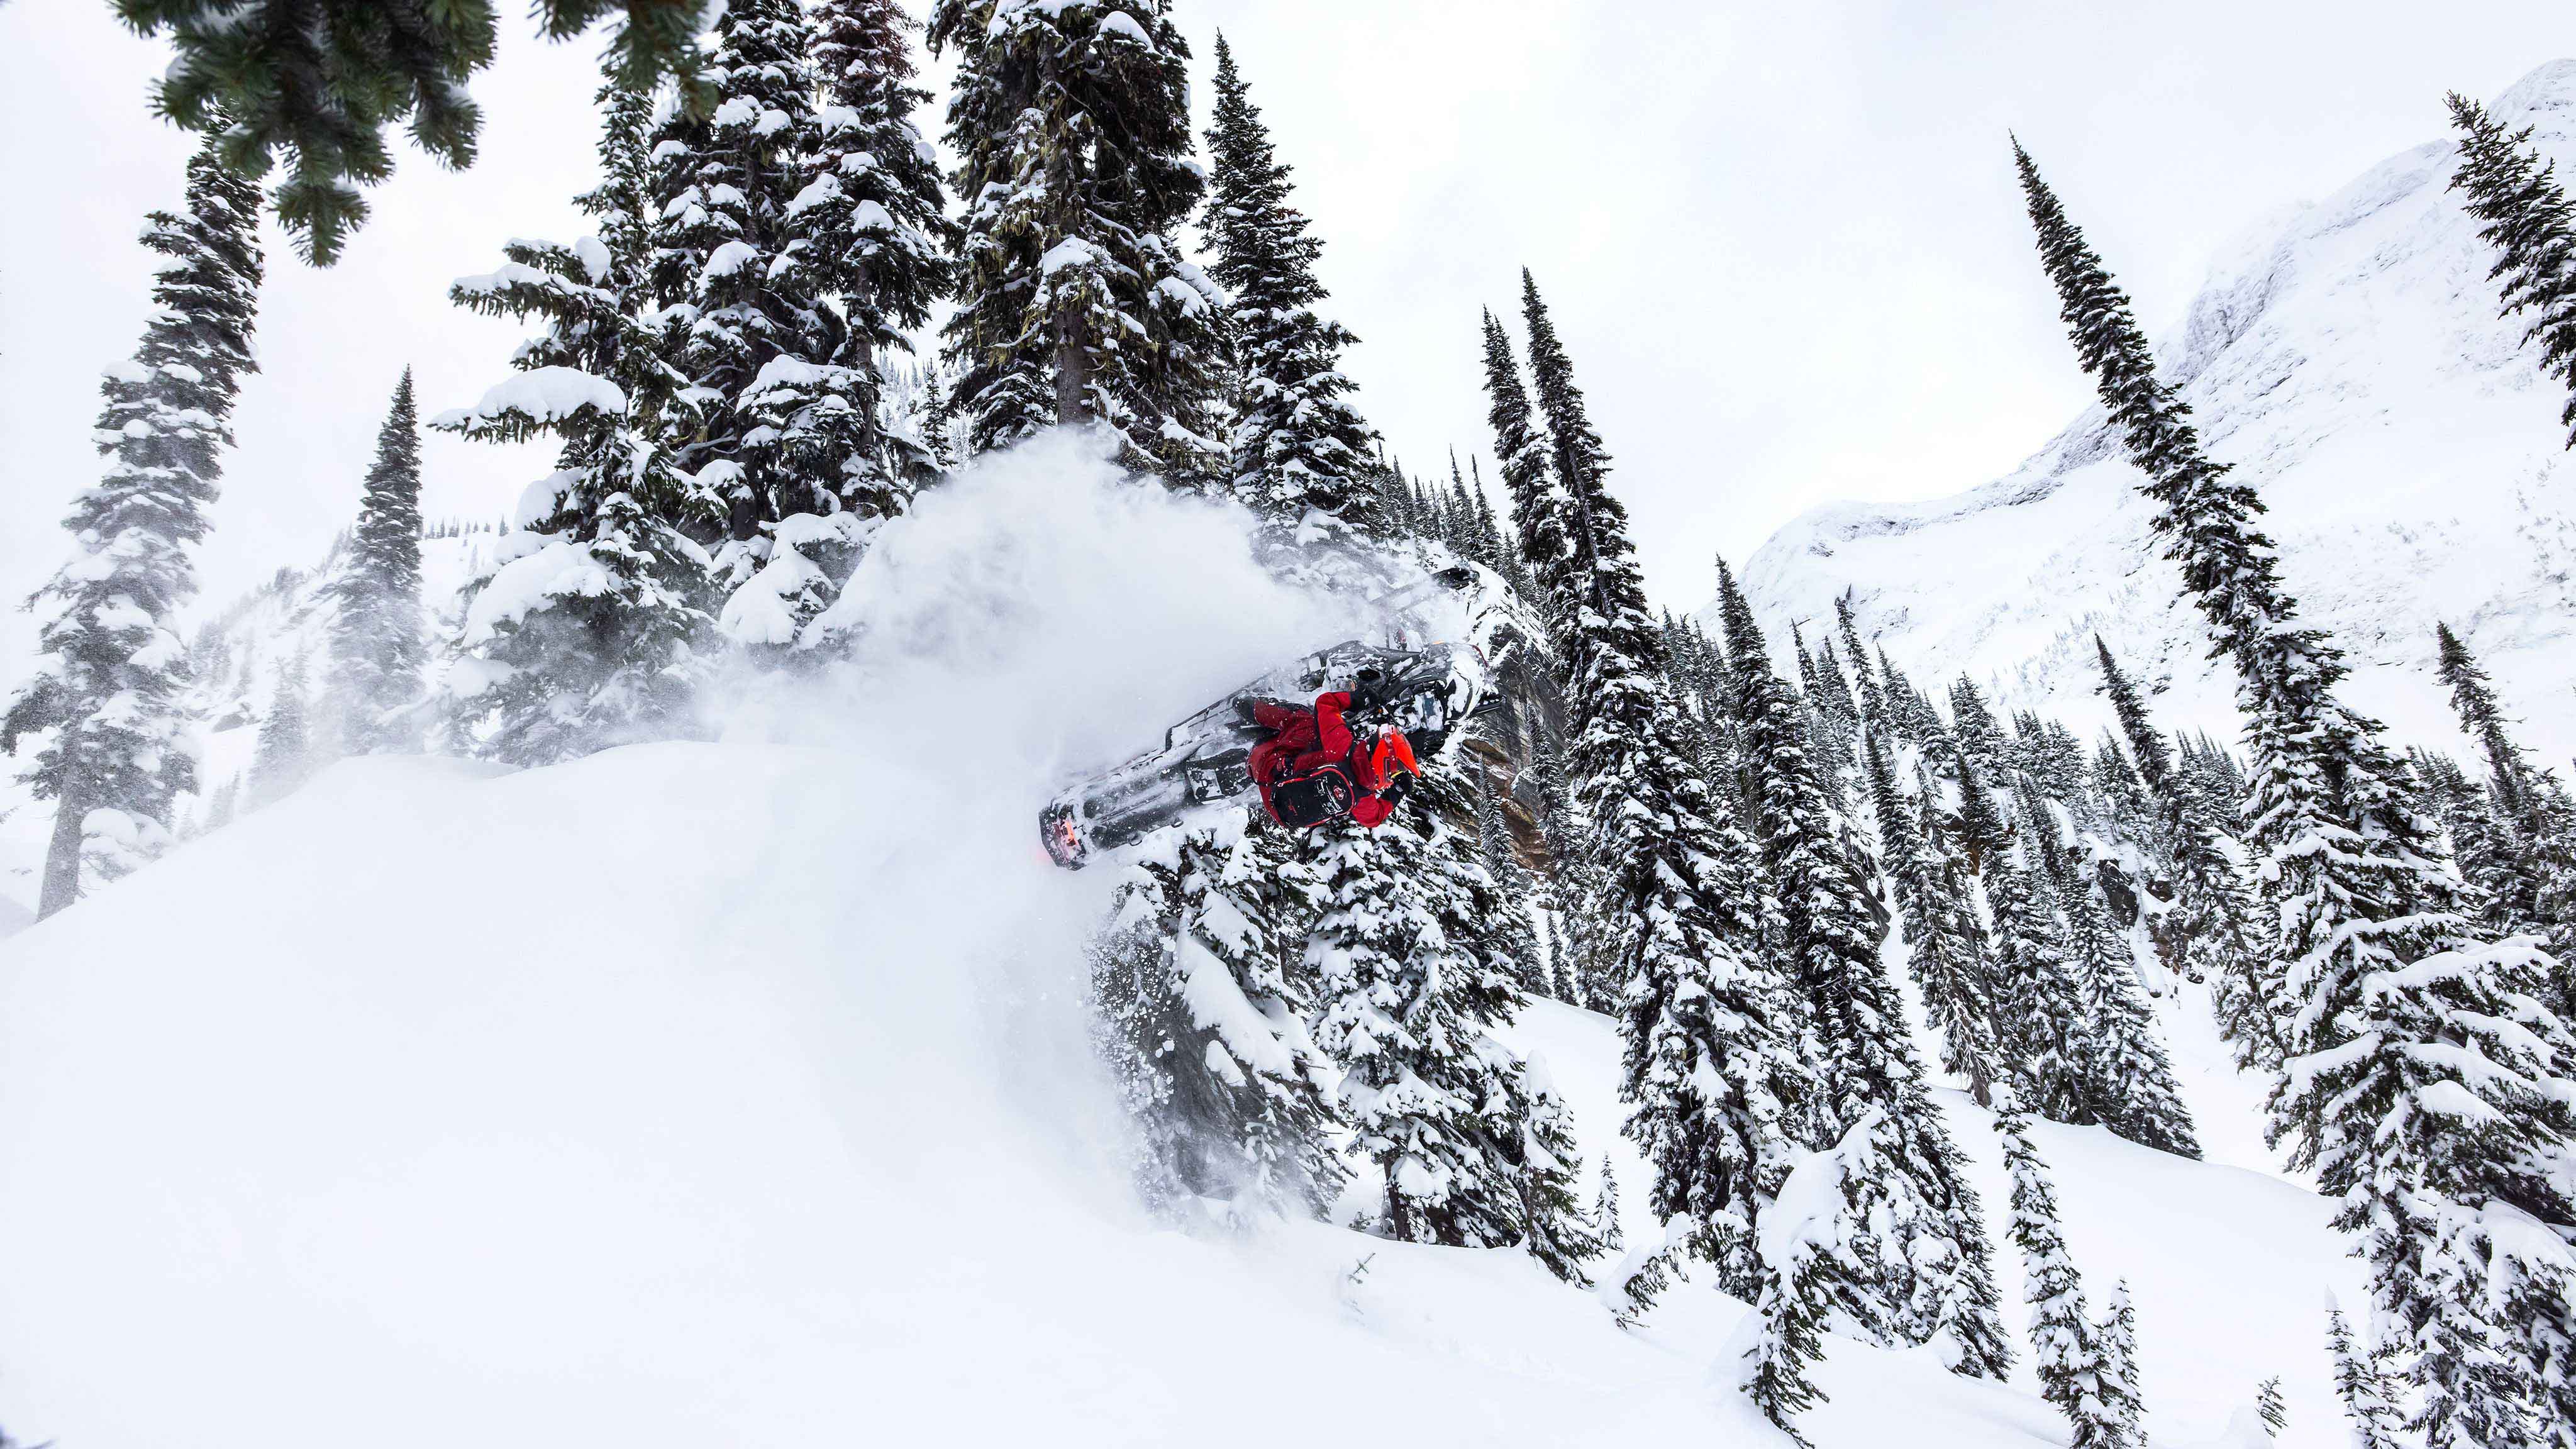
[1037,42,1088,430]
[38,779,84,919]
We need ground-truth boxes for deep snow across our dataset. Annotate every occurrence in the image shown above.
[1738,59,2576,767]
[1,438,2367,1448]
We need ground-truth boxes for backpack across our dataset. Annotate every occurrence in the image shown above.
[1267,760,1355,831]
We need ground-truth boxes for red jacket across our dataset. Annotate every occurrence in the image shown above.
[1250,692,1399,827]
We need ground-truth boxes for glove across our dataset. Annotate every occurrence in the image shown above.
[1344,671,1390,714]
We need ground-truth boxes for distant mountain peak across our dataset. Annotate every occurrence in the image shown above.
[1729,60,2576,763]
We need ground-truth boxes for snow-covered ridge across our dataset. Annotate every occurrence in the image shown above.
[1731,59,2576,764]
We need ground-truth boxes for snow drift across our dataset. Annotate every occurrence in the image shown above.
[3,436,2365,1447]
[1735,60,2576,764]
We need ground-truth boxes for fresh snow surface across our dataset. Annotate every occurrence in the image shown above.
[431,366,626,431]
[1735,59,2576,767]
[2,435,2367,1448]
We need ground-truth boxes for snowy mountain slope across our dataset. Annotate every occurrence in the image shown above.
[1,438,2365,1449]
[0,753,2363,1449]
[1733,60,2576,765]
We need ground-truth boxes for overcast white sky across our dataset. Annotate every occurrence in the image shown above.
[2,1,2566,657]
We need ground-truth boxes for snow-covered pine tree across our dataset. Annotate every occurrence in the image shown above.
[1719,564,2011,1378]
[2020,141,2576,1447]
[804,0,955,507]
[1867,734,2004,1105]
[1994,1091,2128,1449]
[321,369,428,754]
[251,650,313,806]
[1489,285,1813,1296]
[1439,453,1497,571]
[1412,749,1602,1278]
[2096,1282,2146,1449]
[1523,726,1613,1012]
[1834,592,1889,731]
[3,139,262,917]
[1090,814,1345,1217]
[1714,562,1879,1128]
[2446,92,2576,450]
[2435,623,2576,998]
[1739,1113,1885,1448]
[437,72,713,763]
[1307,805,1523,1248]
[2038,719,2096,833]
[1594,1156,1624,1253]
[1471,775,1549,996]
[1804,632,1862,779]
[202,775,240,833]
[928,0,1223,479]
[2016,786,2200,1157]
[1482,308,1573,616]
[2060,862,2201,1158]
[2416,748,2502,877]
[2257,1376,2287,1438]
[1892,653,1947,749]
[1958,760,2091,1123]
[2094,637,2174,796]
[2326,1301,2411,1449]
[1201,33,1384,555]
[2434,624,2548,838]
[2091,735,2158,861]
[1510,1050,1602,1285]
[1947,677,2011,780]
[2098,636,2280,1063]
[647,0,881,650]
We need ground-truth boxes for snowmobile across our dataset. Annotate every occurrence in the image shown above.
[1040,570,1495,870]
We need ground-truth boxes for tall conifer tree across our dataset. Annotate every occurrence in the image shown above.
[1868,735,2004,1105]
[1307,809,1523,1248]
[1996,1093,2130,1449]
[649,0,878,648]
[4,139,262,916]
[2096,1282,2146,1449]
[2326,1302,2411,1449]
[806,0,955,506]
[2038,833,2202,1158]
[1202,36,1381,553]
[2020,140,2576,1446]
[1718,565,2011,1377]
[1485,285,1813,1295]
[2098,635,2279,1062]
[438,72,713,762]
[2434,623,2576,1002]
[322,369,428,754]
[2446,93,2576,449]
[928,0,1223,479]
[1958,759,2091,1122]
[1481,309,1572,614]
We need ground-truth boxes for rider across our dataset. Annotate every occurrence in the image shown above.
[1244,687,1421,831]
